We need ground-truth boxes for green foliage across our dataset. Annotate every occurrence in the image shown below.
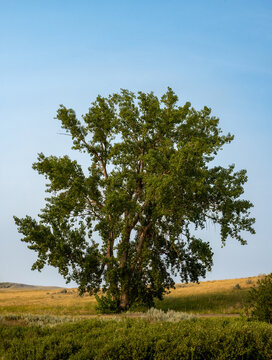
[1,318,272,359]
[246,273,272,323]
[146,307,196,321]
[233,283,242,290]
[14,88,255,311]
[0,314,79,326]
[95,293,120,314]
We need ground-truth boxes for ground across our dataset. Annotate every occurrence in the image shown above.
[0,275,261,317]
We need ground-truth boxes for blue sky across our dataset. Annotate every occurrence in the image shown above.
[0,0,271,286]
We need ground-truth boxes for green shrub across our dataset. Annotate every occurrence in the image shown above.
[1,318,272,359]
[0,314,78,327]
[146,308,196,322]
[246,272,272,323]
[95,293,120,314]
[233,283,241,290]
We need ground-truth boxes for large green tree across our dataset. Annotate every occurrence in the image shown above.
[14,88,255,311]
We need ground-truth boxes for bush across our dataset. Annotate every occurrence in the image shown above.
[95,293,120,314]
[233,283,241,290]
[246,278,254,285]
[246,272,272,323]
[0,314,79,327]
[1,318,272,359]
[146,308,196,322]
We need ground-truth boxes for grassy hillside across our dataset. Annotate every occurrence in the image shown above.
[0,282,60,290]
[156,276,260,314]
[0,276,261,316]
[0,276,270,359]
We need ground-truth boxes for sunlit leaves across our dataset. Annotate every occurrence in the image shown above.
[14,88,255,311]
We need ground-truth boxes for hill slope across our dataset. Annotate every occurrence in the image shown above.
[0,282,60,289]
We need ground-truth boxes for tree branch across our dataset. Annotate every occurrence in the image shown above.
[86,196,103,209]
[131,222,152,272]
[78,136,109,179]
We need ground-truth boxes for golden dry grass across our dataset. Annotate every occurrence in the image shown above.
[156,275,261,314]
[0,275,261,316]
[0,287,97,315]
[173,275,259,296]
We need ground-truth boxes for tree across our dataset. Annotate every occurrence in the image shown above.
[246,273,272,323]
[14,88,255,312]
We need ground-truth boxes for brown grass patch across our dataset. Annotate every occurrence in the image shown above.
[172,275,259,296]
[0,275,260,316]
[0,287,97,315]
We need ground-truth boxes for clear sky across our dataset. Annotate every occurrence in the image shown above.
[1,0,271,286]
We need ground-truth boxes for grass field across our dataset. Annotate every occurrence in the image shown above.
[156,276,261,314]
[0,275,261,316]
[1,276,271,359]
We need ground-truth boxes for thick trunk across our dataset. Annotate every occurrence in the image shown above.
[120,290,129,310]
[120,229,130,268]
[118,220,132,310]
[118,213,143,310]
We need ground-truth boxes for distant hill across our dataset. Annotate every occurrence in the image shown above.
[0,282,61,289]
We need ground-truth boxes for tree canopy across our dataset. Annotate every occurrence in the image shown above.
[14,88,255,311]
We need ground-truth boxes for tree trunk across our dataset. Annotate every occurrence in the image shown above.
[120,290,129,310]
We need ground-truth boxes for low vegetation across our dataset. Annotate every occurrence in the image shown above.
[1,275,272,359]
[1,318,272,359]
[246,273,272,323]
[145,308,196,322]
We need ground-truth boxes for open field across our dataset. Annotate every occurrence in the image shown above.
[0,276,261,316]
[0,287,97,316]
[156,275,261,314]
[1,276,271,359]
